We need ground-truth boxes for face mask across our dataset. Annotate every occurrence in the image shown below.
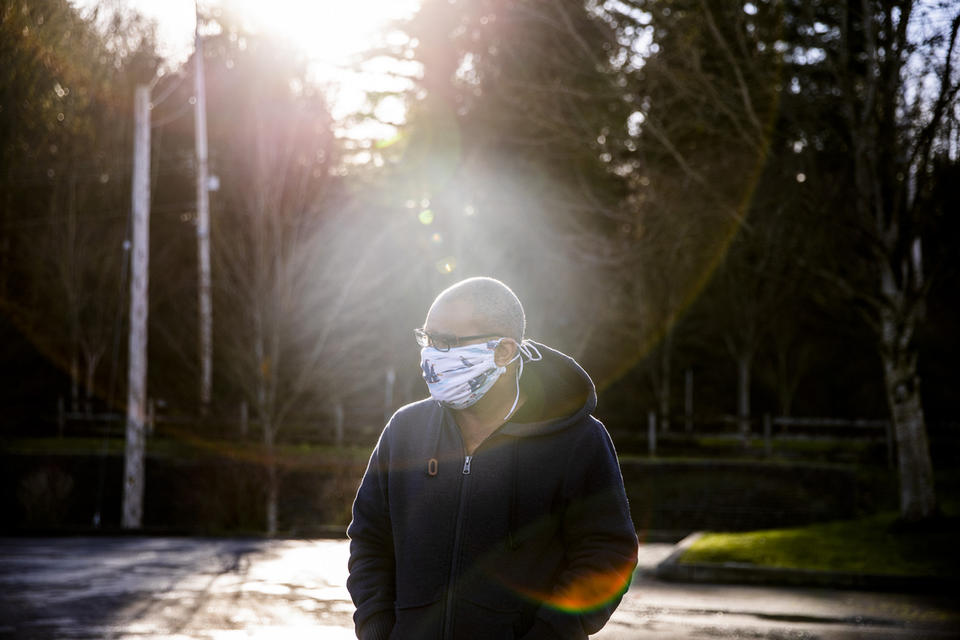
[421,339,543,417]
[421,339,506,410]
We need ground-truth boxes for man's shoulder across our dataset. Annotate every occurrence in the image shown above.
[378,399,441,455]
[387,398,440,431]
[563,414,617,452]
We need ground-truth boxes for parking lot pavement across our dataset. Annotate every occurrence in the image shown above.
[1,537,957,639]
[0,537,354,639]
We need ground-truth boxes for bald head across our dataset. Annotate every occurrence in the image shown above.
[427,277,526,342]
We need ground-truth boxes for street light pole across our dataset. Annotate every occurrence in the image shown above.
[122,84,151,529]
[195,1,213,415]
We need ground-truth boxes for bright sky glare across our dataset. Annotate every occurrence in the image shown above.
[71,0,419,134]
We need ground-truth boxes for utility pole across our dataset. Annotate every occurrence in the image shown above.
[122,84,151,529]
[195,2,213,415]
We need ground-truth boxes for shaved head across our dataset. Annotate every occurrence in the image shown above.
[427,277,526,342]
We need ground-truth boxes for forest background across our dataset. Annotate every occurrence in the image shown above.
[1,0,958,536]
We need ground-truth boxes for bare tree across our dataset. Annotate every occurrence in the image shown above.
[48,176,126,417]
[1,3,156,423]
[607,0,786,435]
[206,30,417,533]
[826,1,960,520]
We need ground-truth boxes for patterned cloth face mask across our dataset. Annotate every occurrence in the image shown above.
[420,339,542,416]
[421,340,506,410]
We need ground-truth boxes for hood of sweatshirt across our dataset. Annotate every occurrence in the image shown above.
[497,340,597,437]
[407,341,606,558]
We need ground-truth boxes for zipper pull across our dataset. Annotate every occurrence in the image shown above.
[462,455,472,475]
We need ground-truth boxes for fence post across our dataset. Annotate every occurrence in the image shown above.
[147,398,155,436]
[885,420,894,469]
[684,368,693,433]
[57,396,65,438]
[648,411,657,458]
[334,402,345,447]
[763,413,772,457]
[239,400,248,440]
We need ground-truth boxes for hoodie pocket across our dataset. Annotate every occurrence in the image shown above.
[391,595,443,640]
[454,583,524,640]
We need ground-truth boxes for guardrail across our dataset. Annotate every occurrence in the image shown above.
[631,411,899,466]
[49,401,958,467]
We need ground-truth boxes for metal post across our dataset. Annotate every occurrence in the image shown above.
[648,411,657,458]
[122,84,151,530]
[763,413,772,457]
[195,5,213,415]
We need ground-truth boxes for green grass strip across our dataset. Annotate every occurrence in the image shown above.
[680,512,959,577]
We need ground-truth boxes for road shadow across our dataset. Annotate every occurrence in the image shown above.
[0,537,269,639]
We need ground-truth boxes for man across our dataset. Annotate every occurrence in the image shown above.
[347,277,638,639]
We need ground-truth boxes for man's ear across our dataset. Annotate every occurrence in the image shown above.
[494,338,519,367]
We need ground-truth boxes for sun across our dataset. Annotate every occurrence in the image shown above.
[221,0,419,130]
[71,0,419,137]
[71,1,418,67]
[225,0,418,66]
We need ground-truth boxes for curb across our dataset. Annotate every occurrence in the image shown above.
[654,532,959,593]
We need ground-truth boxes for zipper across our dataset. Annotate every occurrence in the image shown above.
[442,426,472,639]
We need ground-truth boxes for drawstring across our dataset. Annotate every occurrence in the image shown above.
[426,406,445,477]
[508,437,520,549]
[430,340,540,477]
[504,340,542,421]
[504,342,539,547]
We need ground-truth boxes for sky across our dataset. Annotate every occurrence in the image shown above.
[70,0,420,134]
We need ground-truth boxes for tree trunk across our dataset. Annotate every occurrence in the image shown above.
[882,357,936,521]
[253,312,279,536]
[880,315,936,521]
[263,417,278,537]
[258,376,279,537]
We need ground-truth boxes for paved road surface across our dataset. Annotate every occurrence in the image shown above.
[0,537,956,639]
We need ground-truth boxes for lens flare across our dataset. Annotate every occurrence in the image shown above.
[511,561,635,613]
[436,257,456,274]
[375,131,405,149]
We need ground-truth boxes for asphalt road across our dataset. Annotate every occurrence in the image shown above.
[0,537,957,639]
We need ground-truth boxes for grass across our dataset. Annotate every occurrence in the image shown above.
[680,511,960,577]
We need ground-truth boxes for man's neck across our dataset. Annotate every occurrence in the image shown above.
[453,376,525,455]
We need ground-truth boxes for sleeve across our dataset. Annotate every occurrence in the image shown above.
[525,420,639,640]
[346,426,397,640]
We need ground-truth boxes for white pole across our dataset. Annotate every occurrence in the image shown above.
[195,3,213,414]
[122,84,151,529]
[384,367,396,424]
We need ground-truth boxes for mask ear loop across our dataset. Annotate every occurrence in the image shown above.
[504,341,542,421]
